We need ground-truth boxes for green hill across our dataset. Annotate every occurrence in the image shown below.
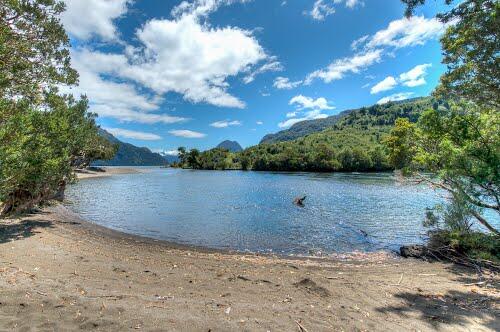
[260,97,435,144]
[93,129,167,166]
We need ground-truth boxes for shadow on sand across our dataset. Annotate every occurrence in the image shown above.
[0,214,54,244]
[377,288,499,330]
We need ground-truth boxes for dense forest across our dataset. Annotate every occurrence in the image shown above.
[176,97,446,172]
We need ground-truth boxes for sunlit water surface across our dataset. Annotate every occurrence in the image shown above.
[65,168,498,256]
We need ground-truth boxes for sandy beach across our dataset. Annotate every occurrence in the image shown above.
[0,170,498,331]
[75,167,143,179]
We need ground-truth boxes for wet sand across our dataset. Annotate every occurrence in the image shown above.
[0,174,498,331]
[75,167,142,179]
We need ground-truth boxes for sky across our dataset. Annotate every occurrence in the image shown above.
[60,0,452,154]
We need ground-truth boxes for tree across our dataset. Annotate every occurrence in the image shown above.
[390,0,500,234]
[0,1,115,216]
[186,149,201,169]
[177,147,187,166]
[0,0,77,102]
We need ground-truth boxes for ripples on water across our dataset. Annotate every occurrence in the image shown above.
[65,168,459,255]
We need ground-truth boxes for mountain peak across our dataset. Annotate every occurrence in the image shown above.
[216,140,243,152]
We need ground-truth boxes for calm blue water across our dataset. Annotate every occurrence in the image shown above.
[65,168,451,256]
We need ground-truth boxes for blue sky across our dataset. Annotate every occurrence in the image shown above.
[60,0,451,154]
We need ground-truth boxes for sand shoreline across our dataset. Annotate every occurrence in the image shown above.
[1,171,498,331]
[75,166,144,179]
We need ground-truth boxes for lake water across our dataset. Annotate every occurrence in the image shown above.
[65,168,453,256]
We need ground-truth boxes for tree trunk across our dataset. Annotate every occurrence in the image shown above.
[471,210,499,235]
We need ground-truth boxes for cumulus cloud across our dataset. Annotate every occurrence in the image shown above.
[307,0,336,21]
[65,0,275,119]
[104,127,162,141]
[169,130,207,138]
[278,110,328,128]
[279,95,334,128]
[62,0,130,41]
[62,49,187,124]
[289,95,334,110]
[273,77,303,90]
[306,0,364,20]
[210,120,242,128]
[361,16,448,50]
[400,63,432,87]
[256,121,263,125]
[369,63,432,95]
[377,92,414,105]
[306,49,382,84]
[370,76,397,94]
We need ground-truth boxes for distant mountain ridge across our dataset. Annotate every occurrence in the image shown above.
[260,97,430,144]
[93,129,167,166]
[216,140,243,152]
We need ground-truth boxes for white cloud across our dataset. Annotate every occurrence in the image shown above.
[61,0,130,41]
[306,49,382,84]
[158,149,180,156]
[351,35,369,50]
[306,16,444,86]
[66,0,273,112]
[169,130,207,138]
[345,0,363,8]
[307,0,336,21]
[289,95,334,110]
[399,63,432,87]
[256,121,263,125]
[62,49,187,124]
[243,56,283,84]
[377,92,414,105]
[365,16,447,50]
[273,77,303,89]
[279,95,334,128]
[368,63,431,95]
[306,0,363,20]
[278,109,328,128]
[210,120,242,128]
[104,127,162,141]
[370,76,397,94]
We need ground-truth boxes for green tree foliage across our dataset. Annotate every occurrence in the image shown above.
[0,0,78,101]
[0,0,116,216]
[385,0,500,235]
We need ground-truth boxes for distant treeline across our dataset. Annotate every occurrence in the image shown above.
[175,97,449,172]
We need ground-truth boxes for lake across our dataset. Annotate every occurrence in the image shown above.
[66,168,447,256]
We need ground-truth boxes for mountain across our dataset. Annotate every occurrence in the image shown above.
[216,140,243,152]
[260,97,433,144]
[93,129,167,166]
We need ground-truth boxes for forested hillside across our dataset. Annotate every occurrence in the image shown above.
[260,97,434,144]
[177,97,447,172]
[94,129,166,166]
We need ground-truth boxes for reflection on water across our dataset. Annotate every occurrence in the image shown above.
[65,168,485,255]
